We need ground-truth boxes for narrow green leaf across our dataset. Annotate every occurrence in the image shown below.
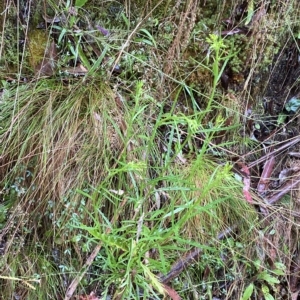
[141,264,165,295]
[135,38,155,46]
[261,284,269,294]
[58,27,67,44]
[76,42,91,70]
[121,12,130,29]
[258,271,279,284]
[241,283,254,300]
[138,29,157,48]
[75,0,88,8]
[274,262,286,274]
[245,0,254,25]
[88,45,109,75]
[84,230,129,252]
[272,268,285,276]
[76,188,92,199]
[262,285,275,300]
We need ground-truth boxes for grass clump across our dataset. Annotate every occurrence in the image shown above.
[0,76,257,298]
[71,155,257,299]
[0,77,127,296]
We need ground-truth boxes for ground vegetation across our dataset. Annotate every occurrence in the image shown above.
[0,0,300,299]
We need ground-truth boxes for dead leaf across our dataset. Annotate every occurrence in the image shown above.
[257,156,275,194]
[34,41,58,77]
[266,175,300,204]
[176,152,187,164]
[240,163,253,203]
[63,64,88,75]
[77,291,99,300]
[221,27,248,36]
[93,112,101,122]
[43,14,63,23]
[109,189,124,195]
[163,284,181,300]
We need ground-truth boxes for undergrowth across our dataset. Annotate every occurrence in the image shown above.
[0,0,300,299]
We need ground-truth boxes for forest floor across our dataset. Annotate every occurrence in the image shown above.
[1,1,300,299]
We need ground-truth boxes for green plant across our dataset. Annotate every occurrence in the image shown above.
[1,0,300,299]
[63,81,257,299]
[204,33,236,112]
[73,159,255,299]
[241,261,286,300]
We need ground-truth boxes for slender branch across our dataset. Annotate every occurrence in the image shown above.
[159,225,236,284]
[248,136,300,169]
[265,174,300,205]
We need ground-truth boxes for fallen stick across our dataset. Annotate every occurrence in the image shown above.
[248,136,300,169]
[64,244,102,300]
[257,155,275,194]
[265,174,300,205]
[159,226,236,284]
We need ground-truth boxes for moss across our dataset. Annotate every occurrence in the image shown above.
[27,29,49,71]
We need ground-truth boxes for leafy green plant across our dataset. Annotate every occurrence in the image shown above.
[241,261,285,300]
[285,96,300,113]
[62,81,258,299]
[205,33,235,112]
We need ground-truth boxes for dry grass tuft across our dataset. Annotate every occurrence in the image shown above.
[0,78,126,248]
[163,0,199,78]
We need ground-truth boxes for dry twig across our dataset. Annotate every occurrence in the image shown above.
[159,226,236,284]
